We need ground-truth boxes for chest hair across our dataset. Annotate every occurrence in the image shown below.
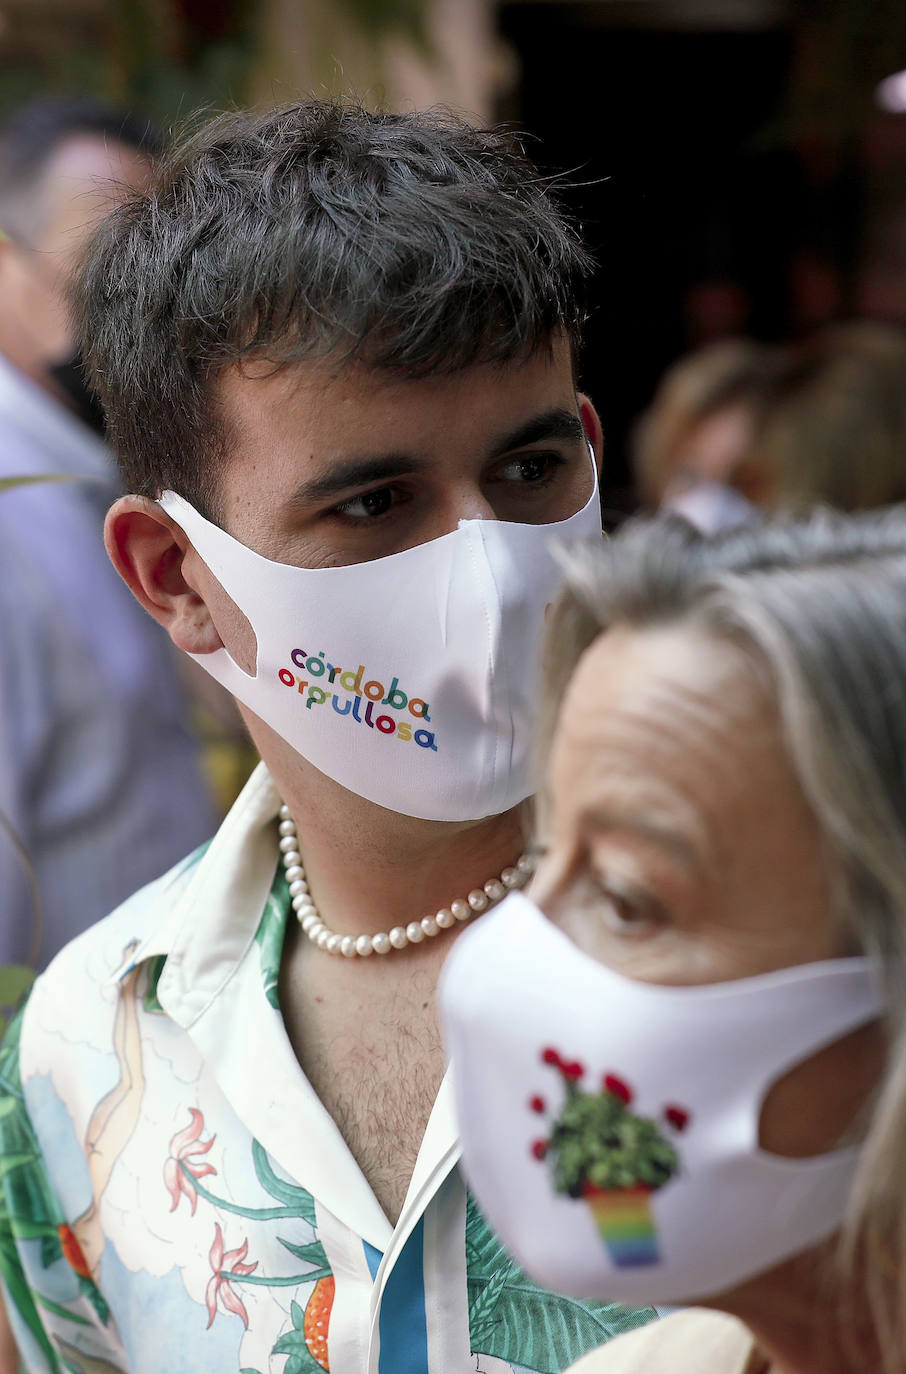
[280,935,448,1226]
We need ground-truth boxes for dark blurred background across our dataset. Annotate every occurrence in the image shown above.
[4,0,906,515]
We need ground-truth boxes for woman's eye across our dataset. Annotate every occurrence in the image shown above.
[594,883,665,938]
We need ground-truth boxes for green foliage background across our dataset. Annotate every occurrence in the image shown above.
[0,0,431,127]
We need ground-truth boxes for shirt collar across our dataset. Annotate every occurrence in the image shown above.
[109,758,463,1250]
[110,761,281,1013]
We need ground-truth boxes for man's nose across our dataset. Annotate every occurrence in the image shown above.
[445,483,497,527]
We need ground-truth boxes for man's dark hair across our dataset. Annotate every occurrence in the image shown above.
[0,95,163,240]
[75,100,593,516]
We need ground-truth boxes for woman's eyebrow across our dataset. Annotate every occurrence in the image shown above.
[586,807,704,875]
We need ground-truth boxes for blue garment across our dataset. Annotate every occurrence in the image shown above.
[0,355,215,965]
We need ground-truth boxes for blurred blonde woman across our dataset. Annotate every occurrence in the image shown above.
[633,338,778,518]
[442,509,906,1374]
[753,322,906,514]
[636,324,906,530]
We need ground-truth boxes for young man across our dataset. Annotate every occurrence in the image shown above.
[0,102,655,1373]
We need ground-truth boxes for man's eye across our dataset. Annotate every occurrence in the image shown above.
[332,488,395,519]
[497,453,564,485]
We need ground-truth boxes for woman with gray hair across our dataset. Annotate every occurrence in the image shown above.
[440,509,906,1374]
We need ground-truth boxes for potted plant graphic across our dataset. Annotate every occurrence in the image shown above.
[530,1049,689,1268]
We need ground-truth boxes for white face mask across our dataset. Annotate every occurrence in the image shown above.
[438,892,884,1305]
[158,454,601,821]
[661,479,757,535]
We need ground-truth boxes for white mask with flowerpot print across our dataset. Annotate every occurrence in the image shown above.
[438,892,884,1305]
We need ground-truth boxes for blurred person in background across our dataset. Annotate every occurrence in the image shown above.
[636,323,906,533]
[442,510,906,1374]
[748,322,906,515]
[0,96,216,969]
[633,338,778,534]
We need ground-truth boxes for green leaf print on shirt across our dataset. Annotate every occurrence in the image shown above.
[255,867,290,1011]
[0,1006,113,1371]
[465,1197,655,1374]
[142,956,167,1015]
[271,1298,329,1374]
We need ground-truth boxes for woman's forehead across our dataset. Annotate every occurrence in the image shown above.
[549,625,789,843]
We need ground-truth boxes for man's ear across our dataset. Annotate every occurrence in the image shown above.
[105,495,224,654]
[577,394,605,477]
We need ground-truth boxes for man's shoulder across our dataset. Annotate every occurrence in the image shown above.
[22,840,212,1043]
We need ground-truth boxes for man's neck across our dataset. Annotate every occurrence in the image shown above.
[257,722,527,938]
[262,726,528,1225]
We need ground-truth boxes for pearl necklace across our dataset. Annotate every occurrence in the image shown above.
[278,803,533,957]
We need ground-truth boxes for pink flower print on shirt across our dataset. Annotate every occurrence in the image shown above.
[164,1108,217,1215]
[206,1224,258,1328]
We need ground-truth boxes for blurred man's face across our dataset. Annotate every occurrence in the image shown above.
[0,134,149,398]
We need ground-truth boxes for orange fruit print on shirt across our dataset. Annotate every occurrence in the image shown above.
[305,1275,335,1370]
[58,1224,91,1279]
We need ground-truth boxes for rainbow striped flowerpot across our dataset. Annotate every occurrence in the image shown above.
[582,1183,659,1267]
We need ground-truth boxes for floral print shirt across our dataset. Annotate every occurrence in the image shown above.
[0,764,654,1374]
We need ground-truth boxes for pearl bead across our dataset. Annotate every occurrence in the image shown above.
[278,798,527,957]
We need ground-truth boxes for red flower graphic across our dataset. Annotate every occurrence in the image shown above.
[603,1073,632,1105]
[164,1108,217,1215]
[664,1105,691,1132]
[205,1224,258,1328]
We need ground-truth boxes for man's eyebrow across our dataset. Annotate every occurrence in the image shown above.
[283,407,586,510]
[486,407,585,460]
[286,454,428,507]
